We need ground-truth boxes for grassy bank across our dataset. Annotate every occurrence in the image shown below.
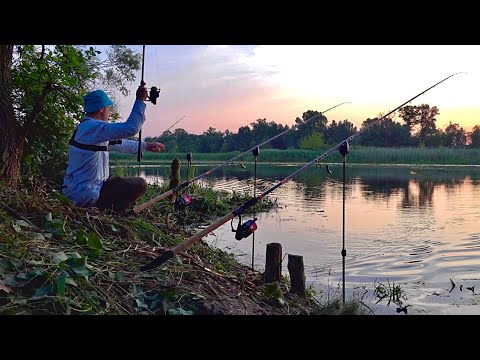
[111,147,480,165]
[0,180,365,315]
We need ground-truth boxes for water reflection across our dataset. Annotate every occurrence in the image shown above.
[125,163,480,314]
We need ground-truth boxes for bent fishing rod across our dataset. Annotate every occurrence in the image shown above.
[131,101,350,214]
[140,72,461,271]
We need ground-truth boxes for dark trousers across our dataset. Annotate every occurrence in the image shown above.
[95,176,148,213]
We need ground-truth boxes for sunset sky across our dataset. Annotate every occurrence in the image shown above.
[108,45,480,137]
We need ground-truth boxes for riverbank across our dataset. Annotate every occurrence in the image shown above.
[0,180,364,315]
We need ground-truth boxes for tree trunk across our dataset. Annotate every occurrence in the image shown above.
[0,127,24,186]
[0,45,23,187]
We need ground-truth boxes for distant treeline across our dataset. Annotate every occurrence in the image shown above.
[142,105,480,154]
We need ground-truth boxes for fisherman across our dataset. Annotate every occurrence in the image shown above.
[62,82,165,214]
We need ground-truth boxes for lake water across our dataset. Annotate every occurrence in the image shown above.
[128,162,480,315]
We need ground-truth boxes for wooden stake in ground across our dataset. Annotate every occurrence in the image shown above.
[287,254,306,297]
[264,243,282,283]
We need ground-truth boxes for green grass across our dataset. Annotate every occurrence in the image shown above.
[0,179,367,315]
[111,147,480,166]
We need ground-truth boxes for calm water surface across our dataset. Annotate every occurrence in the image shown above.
[129,162,480,315]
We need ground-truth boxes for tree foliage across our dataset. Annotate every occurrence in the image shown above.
[470,125,480,148]
[0,45,141,185]
[356,117,410,147]
[398,104,440,145]
[299,132,325,150]
[294,110,327,142]
[144,107,476,153]
[324,119,357,144]
[444,122,467,147]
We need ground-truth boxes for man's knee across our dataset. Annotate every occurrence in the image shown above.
[129,177,148,196]
[134,177,148,195]
[118,176,148,201]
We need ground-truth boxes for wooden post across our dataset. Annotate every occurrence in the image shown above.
[287,254,306,297]
[264,243,282,283]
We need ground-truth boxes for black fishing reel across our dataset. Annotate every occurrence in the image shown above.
[148,86,161,105]
[231,214,258,241]
[186,152,192,165]
[174,193,192,209]
[252,146,260,157]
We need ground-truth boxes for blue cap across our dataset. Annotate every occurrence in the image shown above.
[83,90,113,113]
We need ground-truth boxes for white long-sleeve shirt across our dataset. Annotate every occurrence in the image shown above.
[62,99,147,207]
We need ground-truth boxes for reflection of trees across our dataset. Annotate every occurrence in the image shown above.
[206,165,332,210]
[138,164,479,212]
[297,176,329,205]
[443,177,466,191]
[350,167,473,210]
[303,182,328,202]
[401,177,466,209]
[470,179,480,187]
[398,179,435,209]
[418,180,434,208]
[400,182,415,208]
[362,176,408,199]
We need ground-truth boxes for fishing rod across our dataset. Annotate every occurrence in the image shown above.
[137,45,161,176]
[164,115,186,134]
[149,115,187,145]
[136,45,146,175]
[140,72,461,271]
[131,101,350,214]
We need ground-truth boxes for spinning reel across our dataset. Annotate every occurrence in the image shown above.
[148,86,161,105]
[231,214,258,241]
[174,193,192,209]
